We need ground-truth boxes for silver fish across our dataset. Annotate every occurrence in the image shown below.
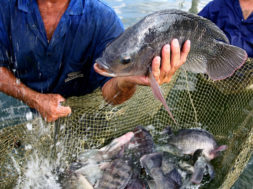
[96,159,133,189]
[95,9,247,123]
[168,128,227,161]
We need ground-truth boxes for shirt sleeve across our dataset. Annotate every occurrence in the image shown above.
[198,0,221,23]
[88,6,124,92]
[0,11,10,68]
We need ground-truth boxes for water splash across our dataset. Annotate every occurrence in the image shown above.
[11,118,67,189]
[15,153,61,189]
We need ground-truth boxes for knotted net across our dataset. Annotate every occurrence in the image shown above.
[0,58,252,189]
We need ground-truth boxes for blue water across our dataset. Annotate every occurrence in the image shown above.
[104,0,210,28]
[0,0,252,187]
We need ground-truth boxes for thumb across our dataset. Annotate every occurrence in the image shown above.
[57,104,72,117]
[55,96,72,116]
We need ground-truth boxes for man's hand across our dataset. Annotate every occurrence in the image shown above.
[0,66,71,122]
[33,93,71,122]
[100,39,191,105]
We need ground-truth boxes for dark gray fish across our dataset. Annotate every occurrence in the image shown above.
[140,152,181,189]
[96,159,133,189]
[191,155,215,184]
[62,132,135,188]
[98,126,154,161]
[65,127,156,189]
[125,178,146,189]
[168,128,227,160]
[96,127,155,189]
[127,126,155,159]
[166,168,182,187]
[95,9,247,123]
[96,9,247,80]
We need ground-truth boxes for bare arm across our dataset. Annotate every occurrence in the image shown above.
[101,39,191,105]
[102,77,137,105]
[0,67,71,122]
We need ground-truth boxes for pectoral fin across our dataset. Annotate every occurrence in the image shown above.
[149,71,177,124]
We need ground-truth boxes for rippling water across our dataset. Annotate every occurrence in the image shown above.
[0,0,252,188]
[103,0,211,28]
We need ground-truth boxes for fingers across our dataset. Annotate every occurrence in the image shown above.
[55,95,72,116]
[160,44,171,79]
[37,94,72,122]
[56,94,66,103]
[181,40,191,63]
[57,105,72,117]
[152,39,191,85]
[152,56,161,82]
[171,39,181,69]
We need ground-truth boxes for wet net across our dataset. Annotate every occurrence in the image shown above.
[0,58,253,189]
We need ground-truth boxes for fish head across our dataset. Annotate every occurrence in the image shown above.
[95,27,155,77]
[98,132,134,160]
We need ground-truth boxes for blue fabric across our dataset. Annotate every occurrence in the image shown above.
[198,0,253,58]
[0,0,124,97]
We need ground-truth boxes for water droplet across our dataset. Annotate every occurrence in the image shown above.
[16,79,20,85]
[26,123,33,130]
[25,144,32,150]
[26,112,33,120]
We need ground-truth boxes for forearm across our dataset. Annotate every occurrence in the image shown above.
[0,67,41,109]
[102,77,137,105]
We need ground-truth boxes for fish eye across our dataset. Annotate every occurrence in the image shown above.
[121,57,131,64]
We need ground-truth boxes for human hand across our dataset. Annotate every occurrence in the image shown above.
[116,39,191,87]
[33,93,71,122]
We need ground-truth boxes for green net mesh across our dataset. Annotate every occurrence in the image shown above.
[0,58,253,189]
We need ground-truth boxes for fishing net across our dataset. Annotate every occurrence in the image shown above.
[0,58,253,189]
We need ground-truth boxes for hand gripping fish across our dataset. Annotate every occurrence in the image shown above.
[95,9,248,123]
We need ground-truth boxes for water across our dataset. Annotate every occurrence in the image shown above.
[104,0,210,28]
[0,0,252,188]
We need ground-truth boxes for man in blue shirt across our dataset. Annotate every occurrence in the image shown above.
[0,0,191,122]
[198,0,253,57]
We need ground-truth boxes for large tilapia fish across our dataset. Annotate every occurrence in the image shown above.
[95,9,248,123]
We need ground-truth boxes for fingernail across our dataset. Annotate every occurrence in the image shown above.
[156,56,161,62]
[172,39,179,47]
[165,44,170,51]
[186,40,191,45]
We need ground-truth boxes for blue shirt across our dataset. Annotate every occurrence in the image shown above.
[199,0,253,58]
[0,0,124,97]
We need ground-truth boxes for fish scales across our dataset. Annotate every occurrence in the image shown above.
[97,159,132,189]
[168,128,227,160]
[96,9,246,80]
[169,129,217,153]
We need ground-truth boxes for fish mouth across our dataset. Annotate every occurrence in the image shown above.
[94,62,117,77]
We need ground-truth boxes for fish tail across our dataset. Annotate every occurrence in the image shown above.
[207,43,248,80]
[149,72,177,124]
